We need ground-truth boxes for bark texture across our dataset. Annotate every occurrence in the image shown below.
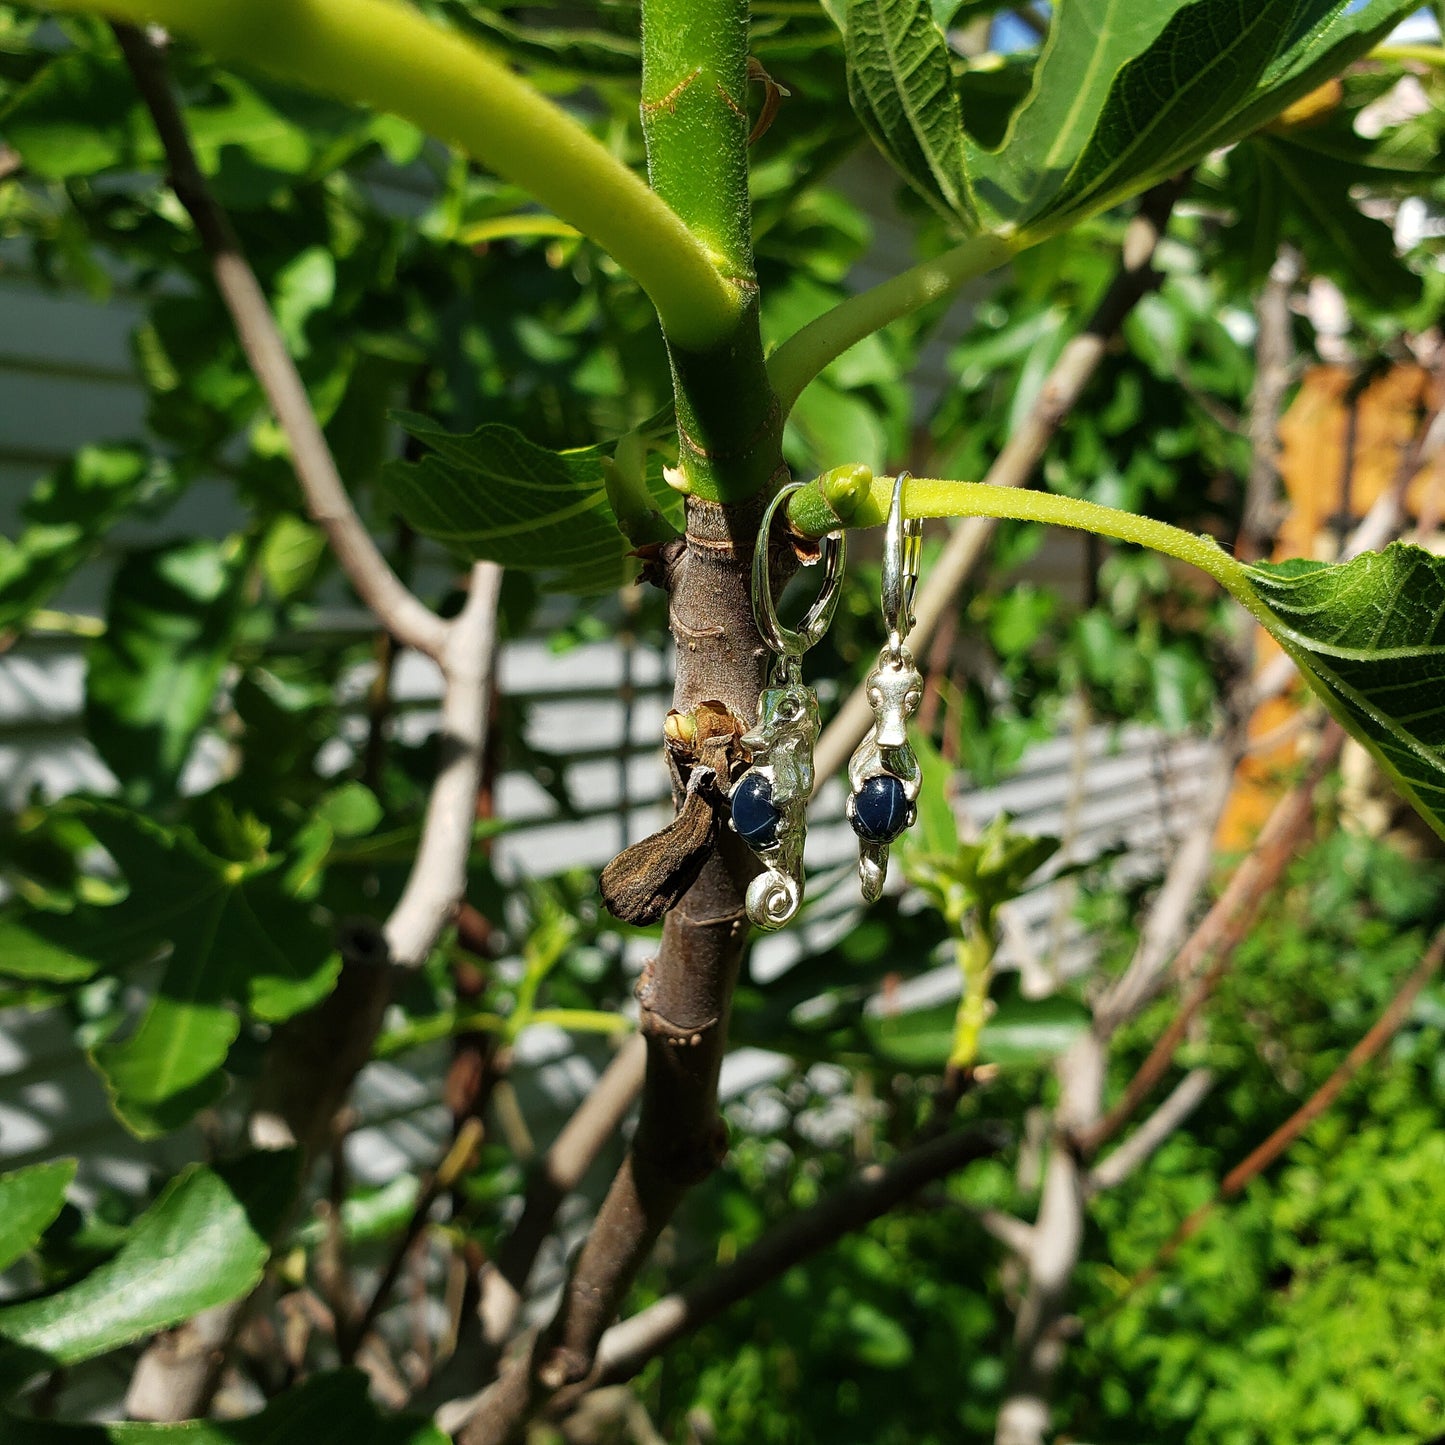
[459,493,779,1444]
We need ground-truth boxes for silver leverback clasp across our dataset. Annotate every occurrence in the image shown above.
[752,481,846,682]
[882,470,922,658]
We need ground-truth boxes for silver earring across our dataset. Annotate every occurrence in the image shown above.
[846,471,923,902]
[729,482,846,931]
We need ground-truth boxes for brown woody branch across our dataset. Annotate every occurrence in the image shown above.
[110,24,446,662]
[570,1126,1004,1396]
[1115,923,1445,1302]
[1079,720,1344,1157]
[345,1117,487,1360]
[458,494,772,1444]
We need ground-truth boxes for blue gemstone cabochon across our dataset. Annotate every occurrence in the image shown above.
[850,773,910,844]
[731,772,781,849]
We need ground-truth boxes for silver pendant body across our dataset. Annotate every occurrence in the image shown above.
[733,674,820,929]
[729,480,845,932]
[845,646,923,901]
[846,471,924,902]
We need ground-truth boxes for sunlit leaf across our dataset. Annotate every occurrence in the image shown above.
[1247,135,1422,309]
[0,45,400,182]
[864,984,1088,1069]
[840,0,1422,239]
[977,980,1090,1066]
[0,448,172,632]
[0,46,154,178]
[0,804,339,1133]
[379,413,681,593]
[0,1162,75,1275]
[85,541,249,808]
[965,0,1191,229]
[1035,0,1325,229]
[0,1165,269,1367]
[843,0,973,225]
[1241,546,1445,843]
[1212,0,1426,148]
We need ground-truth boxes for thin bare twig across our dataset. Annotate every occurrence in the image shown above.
[1085,1069,1215,1196]
[1080,722,1344,1157]
[813,174,1189,786]
[576,1127,1004,1395]
[478,1033,648,1355]
[428,1035,648,1433]
[1113,924,1445,1304]
[346,1117,486,1359]
[110,22,447,661]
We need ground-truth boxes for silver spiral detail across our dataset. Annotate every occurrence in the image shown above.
[746,869,801,930]
[858,849,886,905]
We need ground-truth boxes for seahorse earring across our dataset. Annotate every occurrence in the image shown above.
[729,482,846,931]
[847,471,923,903]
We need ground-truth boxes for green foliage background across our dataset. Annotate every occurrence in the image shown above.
[0,0,1443,1440]
[639,832,1445,1445]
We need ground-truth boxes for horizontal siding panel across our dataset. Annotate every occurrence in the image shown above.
[0,370,150,454]
[0,280,143,373]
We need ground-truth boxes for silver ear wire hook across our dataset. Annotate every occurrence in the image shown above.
[882,468,922,658]
[847,472,924,902]
[752,482,846,678]
[730,481,846,930]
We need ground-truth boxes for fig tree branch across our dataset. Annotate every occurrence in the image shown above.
[111,21,446,660]
[69,0,741,347]
[810,176,1187,786]
[455,0,785,1434]
[574,1126,1004,1395]
[768,232,1019,415]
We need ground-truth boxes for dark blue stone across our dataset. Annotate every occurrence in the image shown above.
[731,772,781,848]
[850,773,910,844]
